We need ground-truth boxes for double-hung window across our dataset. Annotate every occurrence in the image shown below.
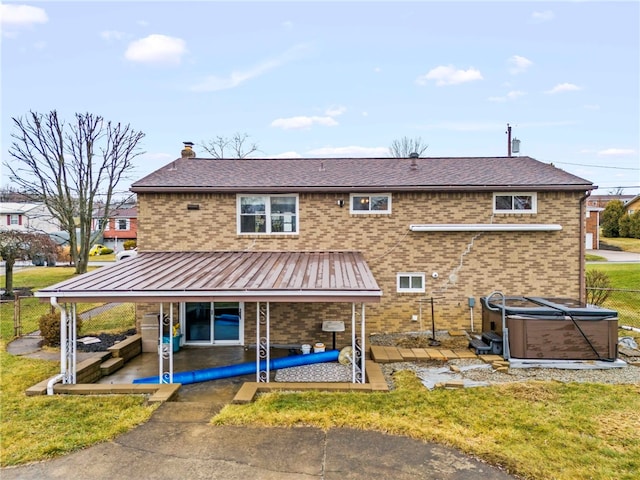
[493,192,537,214]
[115,218,130,230]
[350,193,391,214]
[397,273,425,293]
[238,195,298,234]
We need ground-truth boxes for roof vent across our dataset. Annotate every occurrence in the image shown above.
[409,152,420,158]
[181,141,196,158]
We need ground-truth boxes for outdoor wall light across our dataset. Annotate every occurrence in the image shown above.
[337,199,344,207]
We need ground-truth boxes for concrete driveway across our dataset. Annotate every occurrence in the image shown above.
[586,249,640,262]
[2,401,518,480]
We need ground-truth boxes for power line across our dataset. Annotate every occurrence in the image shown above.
[553,161,639,171]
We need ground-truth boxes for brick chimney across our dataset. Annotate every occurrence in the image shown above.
[181,141,196,158]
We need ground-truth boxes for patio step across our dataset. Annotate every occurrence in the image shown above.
[100,357,125,376]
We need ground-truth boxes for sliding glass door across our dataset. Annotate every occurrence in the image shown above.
[182,302,243,345]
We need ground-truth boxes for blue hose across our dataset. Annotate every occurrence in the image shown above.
[133,350,340,385]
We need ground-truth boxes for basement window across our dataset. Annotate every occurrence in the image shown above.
[397,273,425,293]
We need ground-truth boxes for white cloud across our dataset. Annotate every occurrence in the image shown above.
[598,148,636,156]
[305,146,389,157]
[508,55,533,74]
[191,43,309,92]
[373,66,381,73]
[271,104,345,130]
[325,105,346,117]
[125,34,187,66]
[101,30,126,41]
[266,151,302,158]
[488,90,525,102]
[271,116,339,130]
[531,10,555,23]
[416,65,483,86]
[0,4,48,26]
[545,83,582,94]
[282,20,293,29]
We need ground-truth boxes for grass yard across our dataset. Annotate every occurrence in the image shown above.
[586,263,640,290]
[213,372,640,480]
[600,237,640,253]
[0,350,157,466]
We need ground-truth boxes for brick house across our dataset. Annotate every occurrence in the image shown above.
[36,153,594,385]
[585,206,604,249]
[92,204,138,252]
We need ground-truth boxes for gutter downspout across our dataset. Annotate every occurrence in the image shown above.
[47,296,65,395]
[579,191,591,304]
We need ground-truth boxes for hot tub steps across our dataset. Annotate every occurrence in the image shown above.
[481,331,504,355]
[468,338,492,355]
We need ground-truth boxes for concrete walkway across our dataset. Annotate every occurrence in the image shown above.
[586,249,640,262]
[1,401,517,479]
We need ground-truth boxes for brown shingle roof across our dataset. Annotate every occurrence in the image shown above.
[36,251,381,303]
[131,156,593,193]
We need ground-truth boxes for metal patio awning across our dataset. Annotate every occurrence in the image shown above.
[35,251,382,303]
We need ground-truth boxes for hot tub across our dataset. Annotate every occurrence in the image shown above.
[481,296,618,361]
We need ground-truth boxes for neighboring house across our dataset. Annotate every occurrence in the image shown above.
[92,205,138,251]
[585,206,604,249]
[586,194,634,211]
[0,202,60,233]
[38,153,595,386]
[624,194,640,216]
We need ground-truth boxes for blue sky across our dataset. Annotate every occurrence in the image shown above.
[1,1,639,197]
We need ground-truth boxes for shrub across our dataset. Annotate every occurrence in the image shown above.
[618,214,631,238]
[585,270,611,306]
[601,200,625,238]
[629,210,640,239]
[39,312,82,346]
[123,240,137,250]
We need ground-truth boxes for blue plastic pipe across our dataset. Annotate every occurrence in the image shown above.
[133,350,340,385]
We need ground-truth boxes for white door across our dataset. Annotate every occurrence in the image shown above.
[585,232,593,249]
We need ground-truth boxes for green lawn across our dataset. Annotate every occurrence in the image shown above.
[600,237,640,253]
[586,263,640,290]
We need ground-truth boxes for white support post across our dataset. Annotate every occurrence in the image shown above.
[158,304,174,384]
[351,303,356,383]
[257,302,270,382]
[70,303,77,384]
[360,303,366,384]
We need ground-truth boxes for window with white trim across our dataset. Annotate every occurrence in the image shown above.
[238,194,298,234]
[115,218,130,230]
[493,193,537,213]
[397,273,425,293]
[350,193,391,214]
[9,214,20,225]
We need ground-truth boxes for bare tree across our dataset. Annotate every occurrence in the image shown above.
[389,136,429,158]
[0,231,58,298]
[5,110,145,274]
[200,132,259,159]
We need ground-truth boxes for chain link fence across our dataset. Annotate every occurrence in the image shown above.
[586,288,640,329]
[3,296,136,339]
